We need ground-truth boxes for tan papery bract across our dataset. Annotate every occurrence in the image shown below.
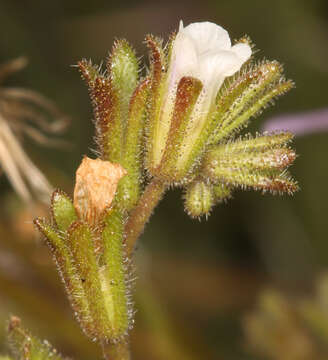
[73,157,126,225]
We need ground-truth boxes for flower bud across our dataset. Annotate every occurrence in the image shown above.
[184,180,214,218]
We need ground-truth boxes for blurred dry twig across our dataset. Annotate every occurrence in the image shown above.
[0,57,70,202]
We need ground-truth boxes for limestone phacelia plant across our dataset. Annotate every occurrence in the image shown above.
[30,21,298,360]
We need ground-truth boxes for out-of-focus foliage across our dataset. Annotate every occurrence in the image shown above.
[0,0,328,359]
[244,273,328,360]
[3,316,68,360]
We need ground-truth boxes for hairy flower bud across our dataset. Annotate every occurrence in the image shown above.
[184,180,214,218]
[73,157,126,225]
[35,158,131,343]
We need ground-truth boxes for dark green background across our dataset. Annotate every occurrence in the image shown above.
[0,0,327,359]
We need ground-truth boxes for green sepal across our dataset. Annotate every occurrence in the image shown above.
[7,316,66,360]
[205,143,296,172]
[108,39,139,133]
[210,61,292,144]
[116,78,151,210]
[158,76,203,182]
[67,221,111,341]
[165,31,176,67]
[51,189,77,232]
[34,218,95,338]
[220,132,294,153]
[213,183,232,203]
[77,58,101,87]
[184,180,215,218]
[144,35,167,172]
[168,61,264,183]
[101,208,130,340]
[78,59,122,162]
[203,135,298,195]
[78,60,119,161]
[203,154,299,195]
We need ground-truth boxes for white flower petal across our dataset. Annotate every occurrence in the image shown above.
[198,50,240,86]
[231,42,252,63]
[179,19,184,32]
[181,21,231,55]
[153,21,254,170]
[169,30,198,84]
[152,30,198,168]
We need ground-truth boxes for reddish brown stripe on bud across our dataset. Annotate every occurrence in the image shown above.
[128,77,151,111]
[77,60,117,157]
[157,76,203,179]
[259,176,299,195]
[165,76,203,146]
[265,148,296,169]
[92,77,114,137]
[171,76,202,129]
[145,35,164,88]
[77,59,100,88]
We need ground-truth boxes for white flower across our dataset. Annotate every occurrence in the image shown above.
[153,21,252,168]
[170,21,251,94]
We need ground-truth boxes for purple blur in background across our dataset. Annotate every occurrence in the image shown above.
[262,108,328,136]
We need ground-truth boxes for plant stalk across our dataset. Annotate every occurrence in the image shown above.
[124,178,166,257]
[102,341,131,360]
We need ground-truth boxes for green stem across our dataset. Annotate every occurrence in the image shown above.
[101,341,131,360]
[124,179,166,257]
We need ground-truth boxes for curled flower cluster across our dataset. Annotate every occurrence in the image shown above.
[144,21,297,216]
[34,21,298,352]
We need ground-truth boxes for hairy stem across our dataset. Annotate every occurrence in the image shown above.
[124,179,166,257]
[102,341,131,360]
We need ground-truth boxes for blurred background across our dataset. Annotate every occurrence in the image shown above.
[0,0,328,359]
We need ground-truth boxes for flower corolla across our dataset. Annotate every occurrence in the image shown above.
[152,21,252,171]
